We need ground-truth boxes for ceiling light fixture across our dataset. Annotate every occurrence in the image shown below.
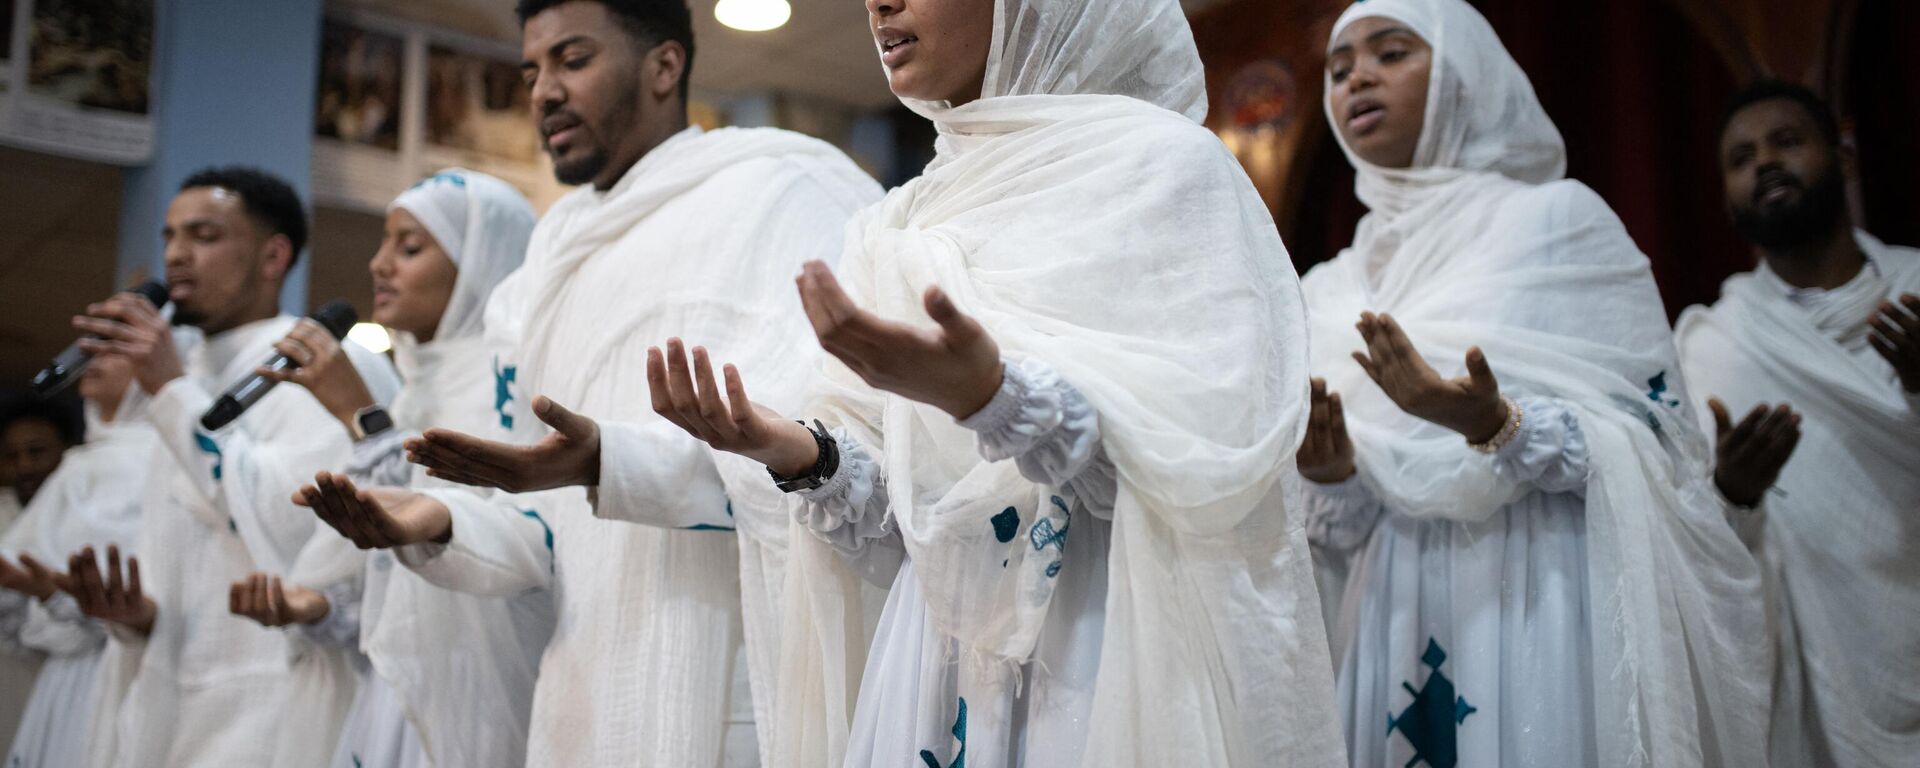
[716,0,791,32]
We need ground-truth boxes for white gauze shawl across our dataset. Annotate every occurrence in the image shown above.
[364,169,546,767]
[790,0,1344,765]
[1303,1,1769,765]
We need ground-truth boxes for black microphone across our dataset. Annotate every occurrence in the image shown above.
[31,281,171,398]
[199,301,359,431]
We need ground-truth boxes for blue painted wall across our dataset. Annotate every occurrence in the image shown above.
[116,0,324,313]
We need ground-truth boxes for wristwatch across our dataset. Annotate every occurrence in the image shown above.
[769,420,840,493]
[350,404,395,441]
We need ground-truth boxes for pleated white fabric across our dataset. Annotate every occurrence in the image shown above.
[784,1,1345,765]
[1305,2,1770,766]
[1676,231,1920,767]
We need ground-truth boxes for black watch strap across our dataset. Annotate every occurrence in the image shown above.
[770,420,840,493]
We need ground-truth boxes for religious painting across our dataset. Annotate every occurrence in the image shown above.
[26,0,153,114]
[425,45,538,164]
[315,18,403,150]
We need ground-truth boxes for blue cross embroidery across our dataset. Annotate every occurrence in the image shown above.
[494,356,518,430]
[918,697,967,768]
[991,507,1020,543]
[1388,638,1477,768]
[193,431,224,481]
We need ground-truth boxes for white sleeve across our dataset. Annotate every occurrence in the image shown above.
[18,593,105,657]
[1488,396,1591,496]
[395,488,558,598]
[958,356,1116,518]
[1302,477,1386,553]
[145,376,364,579]
[587,420,734,530]
[794,432,905,587]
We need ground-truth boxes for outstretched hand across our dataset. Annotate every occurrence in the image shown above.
[1869,293,1920,393]
[405,396,601,492]
[0,552,66,601]
[795,260,1003,420]
[1298,378,1357,484]
[61,545,155,635]
[646,339,819,477]
[1352,312,1509,443]
[1709,398,1801,508]
[228,573,330,627]
[295,472,453,549]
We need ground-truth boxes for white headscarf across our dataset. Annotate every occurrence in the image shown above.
[386,168,535,430]
[789,1,1345,765]
[363,169,547,767]
[1305,2,1769,765]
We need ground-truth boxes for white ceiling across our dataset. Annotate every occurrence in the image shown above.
[337,0,1235,110]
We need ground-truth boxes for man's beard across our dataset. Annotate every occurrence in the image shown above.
[552,145,610,187]
[172,308,206,327]
[1731,164,1847,251]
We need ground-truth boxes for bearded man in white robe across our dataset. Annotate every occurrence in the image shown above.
[1676,79,1920,768]
[294,1,882,765]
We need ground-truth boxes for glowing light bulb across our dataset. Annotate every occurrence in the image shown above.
[716,0,791,32]
[347,322,393,354]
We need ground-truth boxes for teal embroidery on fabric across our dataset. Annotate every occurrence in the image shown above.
[918,697,967,768]
[1646,371,1681,409]
[352,755,363,768]
[193,432,223,480]
[494,356,518,430]
[1031,495,1071,577]
[1387,638,1477,768]
[409,171,467,191]
[683,524,736,531]
[990,507,1020,543]
[519,509,555,574]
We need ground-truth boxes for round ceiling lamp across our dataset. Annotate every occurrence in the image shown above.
[716,0,791,32]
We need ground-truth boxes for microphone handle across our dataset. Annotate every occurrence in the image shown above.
[198,356,296,431]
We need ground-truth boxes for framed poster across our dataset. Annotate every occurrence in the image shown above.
[0,0,155,164]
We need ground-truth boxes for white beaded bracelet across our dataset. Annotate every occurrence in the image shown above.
[1468,396,1524,454]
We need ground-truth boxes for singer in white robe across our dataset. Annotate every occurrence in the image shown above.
[85,315,398,768]
[0,367,154,768]
[1299,2,1770,767]
[650,1,1346,765]
[392,127,879,767]
[1675,230,1920,766]
[313,170,553,768]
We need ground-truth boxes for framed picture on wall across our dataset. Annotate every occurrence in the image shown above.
[316,18,402,150]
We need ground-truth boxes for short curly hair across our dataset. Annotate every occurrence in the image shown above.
[516,0,695,105]
[179,166,310,268]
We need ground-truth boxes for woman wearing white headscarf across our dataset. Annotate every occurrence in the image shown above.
[1298,1,1769,766]
[647,0,1344,766]
[233,169,550,768]
[0,355,154,768]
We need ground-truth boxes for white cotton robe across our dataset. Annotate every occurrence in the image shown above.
[779,1,1346,766]
[1,395,155,768]
[395,126,880,768]
[325,168,552,768]
[1300,3,1770,767]
[1675,230,1920,768]
[85,316,399,768]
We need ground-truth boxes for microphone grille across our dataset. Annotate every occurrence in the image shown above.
[131,280,170,308]
[311,300,359,339]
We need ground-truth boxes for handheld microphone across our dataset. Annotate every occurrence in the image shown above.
[199,301,358,431]
[31,281,171,398]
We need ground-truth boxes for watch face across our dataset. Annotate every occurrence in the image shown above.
[358,408,394,436]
